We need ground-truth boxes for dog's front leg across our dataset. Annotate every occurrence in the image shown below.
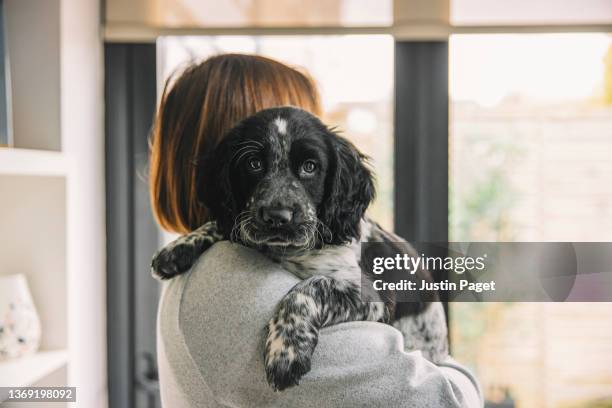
[151,221,223,280]
[263,276,388,391]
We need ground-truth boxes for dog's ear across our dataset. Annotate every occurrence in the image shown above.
[197,139,238,236]
[320,131,375,244]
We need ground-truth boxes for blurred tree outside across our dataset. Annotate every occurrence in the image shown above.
[450,135,520,242]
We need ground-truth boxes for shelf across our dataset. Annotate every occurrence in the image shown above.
[0,148,66,176]
[0,349,68,391]
[5,0,62,152]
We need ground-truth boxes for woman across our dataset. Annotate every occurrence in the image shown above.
[150,54,482,407]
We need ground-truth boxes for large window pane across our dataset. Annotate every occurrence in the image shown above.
[450,33,612,407]
[451,0,612,26]
[158,35,394,230]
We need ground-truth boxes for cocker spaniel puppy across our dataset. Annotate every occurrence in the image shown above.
[152,107,448,391]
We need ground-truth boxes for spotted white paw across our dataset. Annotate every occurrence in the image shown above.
[263,316,318,391]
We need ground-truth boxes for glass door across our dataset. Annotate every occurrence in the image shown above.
[449,33,612,408]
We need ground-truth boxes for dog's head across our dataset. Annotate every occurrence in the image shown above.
[198,106,375,254]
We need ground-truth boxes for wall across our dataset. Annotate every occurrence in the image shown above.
[60,0,107,406]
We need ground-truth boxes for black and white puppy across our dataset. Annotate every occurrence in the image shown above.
[152,106,448,391]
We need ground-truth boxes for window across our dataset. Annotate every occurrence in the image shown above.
[451,0,612,26]
[158,35,395,230]
[106,1,612,407]
[450,33,612,407]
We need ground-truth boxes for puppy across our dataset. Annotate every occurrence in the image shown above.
[152,107,448,391]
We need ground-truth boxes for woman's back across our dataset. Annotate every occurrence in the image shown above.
[157,241,482,407]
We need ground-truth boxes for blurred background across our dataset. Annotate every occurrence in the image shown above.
[0,1,611,407]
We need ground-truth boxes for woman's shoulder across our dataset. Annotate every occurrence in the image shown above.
[158,241,304,405]
[185,241,300,299]
[165,241,300,335]
[193,241,278,275]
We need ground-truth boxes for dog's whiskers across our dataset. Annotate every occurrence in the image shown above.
[315,219,332,243]
[230,210,253,242]
[235,149,259,164]
[236,140,264,148]
[232,147,260,165]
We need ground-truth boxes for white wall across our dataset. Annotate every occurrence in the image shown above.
[60,0,107,407]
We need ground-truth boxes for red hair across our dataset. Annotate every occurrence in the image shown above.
[149,54,321,233]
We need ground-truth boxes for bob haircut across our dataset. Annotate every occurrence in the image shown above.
[149,53,322,234]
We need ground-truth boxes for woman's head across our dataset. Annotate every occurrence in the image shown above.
[150,53,322,234]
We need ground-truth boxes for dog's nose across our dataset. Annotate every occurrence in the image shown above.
[261,207,293,227]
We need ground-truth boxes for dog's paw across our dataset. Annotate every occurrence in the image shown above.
[263,318,318,391]
[265,347,312,391]
[151,241,199,280]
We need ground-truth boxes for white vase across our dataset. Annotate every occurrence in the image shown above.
[0,274,41,360]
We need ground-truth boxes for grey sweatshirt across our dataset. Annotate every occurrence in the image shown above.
[157,241,483,408]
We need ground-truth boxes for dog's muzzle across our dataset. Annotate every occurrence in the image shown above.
[260,207,294,228]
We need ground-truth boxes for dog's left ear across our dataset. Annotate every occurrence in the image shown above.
[196,138,238,236]
[320,132,375,244]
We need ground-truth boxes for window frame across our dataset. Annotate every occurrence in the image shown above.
[103,4,612,407]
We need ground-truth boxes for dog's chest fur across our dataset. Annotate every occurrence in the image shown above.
[272,219,371,282]
[276,243,361,281]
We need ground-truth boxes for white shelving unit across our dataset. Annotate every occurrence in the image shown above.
[0,148,66,176]
[0,350,69,390]
[0,1,105,407]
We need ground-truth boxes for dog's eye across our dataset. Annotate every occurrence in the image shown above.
[301,159,317,175]
[247,157,263,172]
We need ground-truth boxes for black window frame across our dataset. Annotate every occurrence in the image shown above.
[105,43,161,408]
